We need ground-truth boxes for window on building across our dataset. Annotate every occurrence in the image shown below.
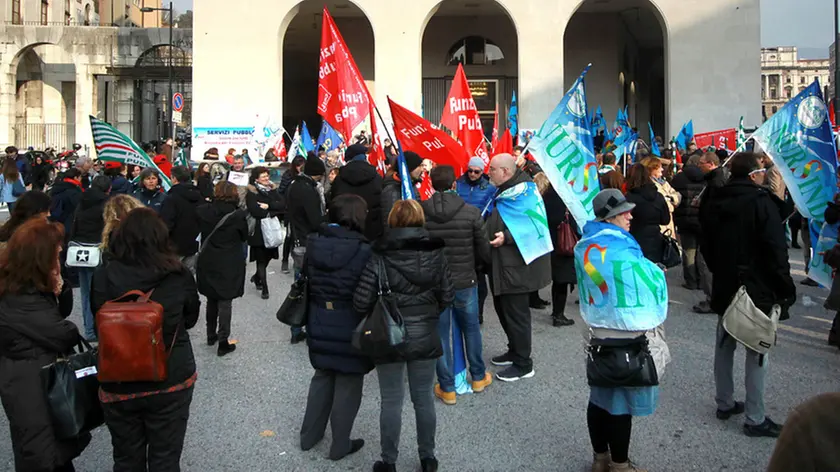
[772,106,778,113]
[786,76,791,83]
[770,88,777,99]
[786,88,792,99]
[41,0,49,25]
[11,0,21,24]
[447,36,505,66]
[801,76,806,84]
[84,4,90,25]
[65,0,70,24]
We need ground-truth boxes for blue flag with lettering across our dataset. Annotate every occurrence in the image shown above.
[494,181,553,264]
[575,221,668,331]
[648,123,661,157]
[528,64,600,229]
[808,221,838,288]
[614,108,630,138]
[508,91,518,138]
[675,120,694,151]
[301,121,315,154]
[316,121,342,152]
[752,81,838,220]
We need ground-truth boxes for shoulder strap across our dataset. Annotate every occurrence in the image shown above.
[199,211,237,256]
[376,255,392,295]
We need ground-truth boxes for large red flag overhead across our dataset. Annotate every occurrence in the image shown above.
[440,64,489,167]
[493,128,513,156]
[317,8,371,141]
[388,98,470,175]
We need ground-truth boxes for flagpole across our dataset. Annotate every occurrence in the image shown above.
[374,101,397,144]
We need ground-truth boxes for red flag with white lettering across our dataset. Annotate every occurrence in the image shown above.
[493,128,513,156]
[317,8,371,141]
[388,98,470,175]
[440,64,489,167]
[367,102,387,175]
[416,172,435,201]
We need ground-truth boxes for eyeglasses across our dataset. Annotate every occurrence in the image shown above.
[468,169,483,175]
[749,168,767,176]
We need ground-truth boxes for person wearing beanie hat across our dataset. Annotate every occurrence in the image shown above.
[344,143,369,163]
[380,151,425,232]
[304,151,326,177]
[330,146,385,241]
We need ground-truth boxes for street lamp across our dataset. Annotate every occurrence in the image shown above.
[141,2,174,141]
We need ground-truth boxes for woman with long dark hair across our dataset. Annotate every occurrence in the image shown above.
[0,218,88,472]
[29,155,53,192]
[245,166,285,299]
[1,157,25,212]
[0,190,52,253]
[195,162,214,201]
[278,155,306,273]
[92,208,200,471]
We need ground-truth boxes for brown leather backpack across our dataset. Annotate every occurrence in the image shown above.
[96,290,173,383]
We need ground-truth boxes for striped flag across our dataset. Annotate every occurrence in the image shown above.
[89,116,172,189]
[736,116,746,149]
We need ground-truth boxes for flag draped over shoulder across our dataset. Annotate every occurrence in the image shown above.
[441,64,489,167]
[574,221,668,331]
[389,98,470,175]
[648,123,661,157]
[316,121,343,152]
[751,81,838,220]
[527,65,600,229]
[494,181,553,264]
[90,116,172,189]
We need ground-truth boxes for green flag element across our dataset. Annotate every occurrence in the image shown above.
[90,116,172,190]
[736,116,746,149]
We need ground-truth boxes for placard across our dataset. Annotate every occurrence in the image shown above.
[227,171,250,187]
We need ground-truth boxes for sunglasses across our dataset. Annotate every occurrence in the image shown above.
[468,169,483,175]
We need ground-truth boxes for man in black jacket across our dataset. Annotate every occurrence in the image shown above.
[381,151,423,230]
[693,156,729,314]
[671,153,714,290]
[699,152,795,439]
[329,144,384,241]
[485,154,551,382]
[421,165,492,405]
[287,153,326,253]
[160,165,203,275]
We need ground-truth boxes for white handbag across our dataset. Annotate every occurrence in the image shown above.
[646,324,671,379]
[260,216,285,249]
[66,241,102,268]
[722,286,781,355]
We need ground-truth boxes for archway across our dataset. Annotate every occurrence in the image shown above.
[12,44,77,149]
[281,1,375,137]
[128,45,193,143]
[421,0,518,139]
[564,0,666,138]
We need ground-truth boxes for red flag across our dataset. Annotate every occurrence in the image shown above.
[493,128,513,155]
[439,64,489,167]
[416,172,435,201]
[830,100,837,129]
[388,98,470,175]
[317,8,371,142]
[693,128,737,151]
[674,147,683,165]
[274,138,287,162]
[367,102,387,175]
[490,106,500,152]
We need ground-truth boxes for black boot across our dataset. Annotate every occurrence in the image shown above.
[250,274,263,290]
[552,314,575,327]
[207,333,218,346]
[261,287,269,300]
[217,340,237,357]
[291,330,307,344]
[281,260,290,274]
[372,461,396,472]
[421,457,438,472]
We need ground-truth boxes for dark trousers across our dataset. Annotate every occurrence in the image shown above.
[680,231,700,288]
[476,271,488,317]
[103,388,193,472]
[206,298,233,342]
[492,293,533,370]
[376,360,437,464]
[830,311,840,345]
[587,402,632,463]
[551,283,570,317]
[255,260,268,290]
[300,369,364,460]
[282,221,294,265]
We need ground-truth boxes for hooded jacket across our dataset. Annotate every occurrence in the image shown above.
[160,183,203,257]
[484,169,552,295]
[329,160,384,241]
[625,183,671,264]
[49,179,84,233]
[109,175,134,195]
[670,165,706,234]
[420,191,490,290]
[699,178,796,317]
[455,173,496,216]
[132,186,167,213]
[195,201,249,300]
[353,227,454,364]
[305,224,374,374]
[69,186,109,244]
[287,174,324,246]
[92,260,200,394]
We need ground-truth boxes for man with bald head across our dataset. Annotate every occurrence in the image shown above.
[485,153,551,382]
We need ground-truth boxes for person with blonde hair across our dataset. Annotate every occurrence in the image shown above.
[101,194,145,252]
[640,157,680,237]
[354,199,454,472]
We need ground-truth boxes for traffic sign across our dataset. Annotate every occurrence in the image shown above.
[172,110,183,123]
[173,93,184,112]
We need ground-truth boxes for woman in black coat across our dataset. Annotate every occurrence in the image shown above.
[0,218,89,472]
[353,200,454,472]
[245,166,285,299]
[196,181,249,356]
[624,163,671,264]
[195,163,214,202]
[300,195,374,461]
[278,156,306,273]
[29,155,52,192]
[542,182,577,327]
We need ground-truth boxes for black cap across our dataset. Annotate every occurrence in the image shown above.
[404,151,423,172]
[304,151,326,176]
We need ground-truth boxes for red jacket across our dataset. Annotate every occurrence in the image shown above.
[154,155,172,178]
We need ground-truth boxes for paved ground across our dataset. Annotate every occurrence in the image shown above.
[1,227,838,471]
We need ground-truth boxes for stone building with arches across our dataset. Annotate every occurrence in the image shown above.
[194,0,761,143]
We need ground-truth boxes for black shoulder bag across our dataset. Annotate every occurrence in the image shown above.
[586,335,659,388]
[351,256,407,356]
[276,253,309,327]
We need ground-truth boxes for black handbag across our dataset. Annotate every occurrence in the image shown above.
[586,336,659,388]
[276,276,308,326]
[40,337,104,439]
[661,230,682,268]
[352,256,407,356]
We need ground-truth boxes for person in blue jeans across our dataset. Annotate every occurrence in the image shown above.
[0,157,25,213]
[420,165,492,405]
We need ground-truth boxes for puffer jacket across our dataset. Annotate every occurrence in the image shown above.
[160,183,204,257]
[305,224,374,374]
[420,191,490,290]
[455,173,496,216]
[353,227,454,364]
[329,160,384,241]
[670,165,706,234]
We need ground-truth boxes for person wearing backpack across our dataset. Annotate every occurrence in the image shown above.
[91,208,200,471]
[196,182,248,357]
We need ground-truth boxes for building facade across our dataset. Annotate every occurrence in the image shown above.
[193,0,761,149]
[761,47,831,121]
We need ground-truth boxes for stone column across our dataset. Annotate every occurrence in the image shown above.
[0,62,16,147]
[75,64,96,149]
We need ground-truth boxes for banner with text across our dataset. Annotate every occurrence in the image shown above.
[693,128,736,151]
[388,98,470,175]
[440,64,489,167]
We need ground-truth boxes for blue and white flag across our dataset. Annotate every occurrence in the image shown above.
[316,121,343,152]
[495,181,553,264]
[614,108,630,138]
[395,141,415,201]
[752,81,838,220]
[808,221,837,288]
[508,91,518,138]
[527,64,600,229]
[301,122,316,154]
[591,105,605,134]
[675,120,694,151]
[575,221,668,331]
[614,130,639,166]
[648,123,661,157]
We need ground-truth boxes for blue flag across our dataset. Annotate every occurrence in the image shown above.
[316,121,342,152]
[508,91,518,138]
[648,123,661,157]
[301,121,315,153]
[751,81,838,220]
[808,221,837,288]
[614,108,630,137]
[615,131,639,166]
[395,141,416,201]
[591,105,605,134]
[675,120,694,151]
[527,64,600,229]
[494,181,553,264]
[575,221,668,331]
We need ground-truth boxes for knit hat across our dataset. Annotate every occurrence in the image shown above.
[304,151,326,176]
[344,143,369,163]
[468,156,485,170]
[104,161,122,170]
[404,151,423,172]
